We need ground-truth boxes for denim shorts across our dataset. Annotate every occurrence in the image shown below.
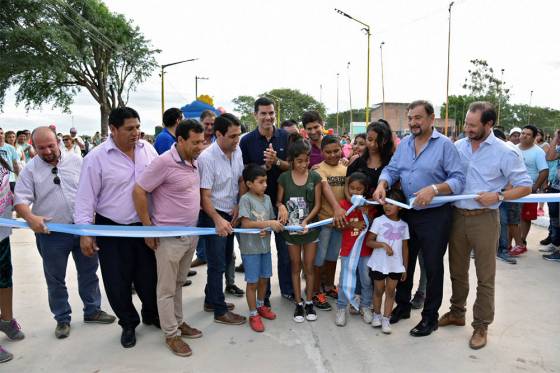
[0,237,12,289]
[314,226,342,267]
[241,252,273,284]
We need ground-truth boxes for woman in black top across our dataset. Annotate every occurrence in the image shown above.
[346,120,394,198]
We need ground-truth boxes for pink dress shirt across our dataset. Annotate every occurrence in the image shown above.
[74,137,158,225]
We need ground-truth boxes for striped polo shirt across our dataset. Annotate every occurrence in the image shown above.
[197,141,244,214]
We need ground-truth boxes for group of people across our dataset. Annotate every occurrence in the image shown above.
[0,95,555,363]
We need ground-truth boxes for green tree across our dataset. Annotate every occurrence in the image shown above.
[0,0,159,135]
[232,95,256,130]
[261,89,326,125]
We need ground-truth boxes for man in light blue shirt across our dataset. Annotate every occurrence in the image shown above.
[516,125,548,253]
[373,100,465,337]
[439,102,531,350]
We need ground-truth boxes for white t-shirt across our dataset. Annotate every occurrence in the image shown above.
[367,215,409,274]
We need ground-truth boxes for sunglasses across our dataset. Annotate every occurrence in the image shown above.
[52,167,60,185]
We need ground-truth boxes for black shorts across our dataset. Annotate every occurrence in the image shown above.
[0,237,13,289]
[371,270,402,281]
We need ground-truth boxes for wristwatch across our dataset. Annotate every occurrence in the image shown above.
[497,191,505,201]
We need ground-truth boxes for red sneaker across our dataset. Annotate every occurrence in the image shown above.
[257,306,277,320]
[249,315,265,332]
[509,245,527,256]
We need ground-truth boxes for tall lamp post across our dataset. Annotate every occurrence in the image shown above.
[347,62,353,127]
[527,90,534,125]
[161,58,198,117]
[195,76,209,99]
[444,1,455,136]
[335,8,372,123]
[380,41,386,119]
[497,68,504,126]
[336,73,340,134]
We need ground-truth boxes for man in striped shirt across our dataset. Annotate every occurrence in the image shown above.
[197,113,247,325]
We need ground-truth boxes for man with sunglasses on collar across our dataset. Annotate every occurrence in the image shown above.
[14,127,115,340]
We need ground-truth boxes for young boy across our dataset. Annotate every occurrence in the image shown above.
[312,136,348,311]
[239,164,284,332]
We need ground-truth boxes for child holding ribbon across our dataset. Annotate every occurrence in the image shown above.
[366,189,409,334]
[335,172,376,327]
[277,136,322,323]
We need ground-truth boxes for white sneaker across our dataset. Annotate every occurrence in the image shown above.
[360,307,373,324]
[371,312,382,328]
[539,244,557,253]
[335,308,347,326]
[381,316,391,334]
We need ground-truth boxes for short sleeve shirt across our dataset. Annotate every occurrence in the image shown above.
[136,145,200,226]
[0,144,19,183]
[517,145,548,183]
[278,170,321,245]
[339,199,376,257]
[316,161,347,220]
[238,193,275,255]
[367,215,409,274]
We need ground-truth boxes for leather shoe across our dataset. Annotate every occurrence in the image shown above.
[187,270,197,277]
[204,302,234,312]
[142,317,161,329]
[438,311,466,327]
[191,258,206,267]
[389,305,410,324]
[182,280,192,287]
[410,319,438,337]
[121,328,136,348]
[214,311,246,325]
[469,327,487,349]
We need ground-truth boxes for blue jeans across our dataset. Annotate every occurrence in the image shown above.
[498,203,509,253]
[315,226,342,267]
[199,210,233,318]
[197,221,235,286]
[337,256,373,309]
[35,232,101,323]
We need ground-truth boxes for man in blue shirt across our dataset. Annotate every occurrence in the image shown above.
[438,102,531,350]
[154,108,183,155]
[373,100,465,337]
[240,97,294,305]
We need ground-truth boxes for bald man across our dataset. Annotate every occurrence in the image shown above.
[14,127,115,340]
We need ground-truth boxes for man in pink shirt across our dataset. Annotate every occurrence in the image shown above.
[75,107,159,349]
[133,120,205,357]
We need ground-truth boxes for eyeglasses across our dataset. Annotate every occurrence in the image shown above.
[52,167,60,185]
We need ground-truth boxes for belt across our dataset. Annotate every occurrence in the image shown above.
[454,207,494,217]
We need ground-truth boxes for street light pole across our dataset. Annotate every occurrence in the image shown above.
[335,9,372,124]
[160,58,198,117]
[528,90,534,124]
[195,76,209,99]
[380,41,386,119]
[347,62,353,127]
[497,68,504,126]
[445,1,455,136]
[336,73,340,135]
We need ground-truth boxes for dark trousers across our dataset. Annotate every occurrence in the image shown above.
[396,204,452,321]
[95,214,158,329]
[547,187,560,245]
[199,210,233,318]
[35,232,101,323]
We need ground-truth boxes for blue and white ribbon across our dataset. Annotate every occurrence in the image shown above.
[340,209,370,311]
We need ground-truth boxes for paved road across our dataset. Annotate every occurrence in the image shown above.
[2,225,559,372]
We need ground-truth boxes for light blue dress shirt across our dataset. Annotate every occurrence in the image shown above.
[454,132,532,210]
[380,129,465,210]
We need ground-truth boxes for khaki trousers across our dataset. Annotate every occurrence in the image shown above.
[448,208,499,329]
[155,236,198,337]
